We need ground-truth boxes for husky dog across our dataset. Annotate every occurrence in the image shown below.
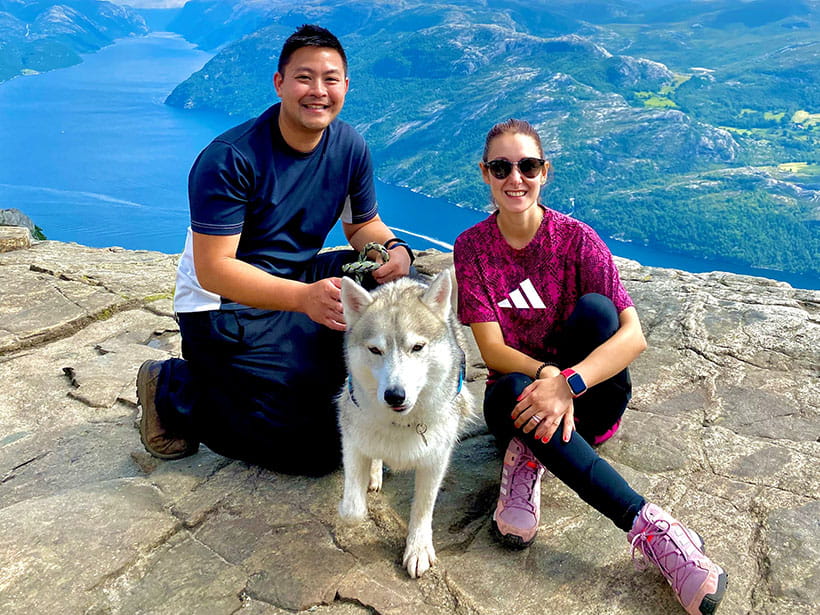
[337,269,474,578]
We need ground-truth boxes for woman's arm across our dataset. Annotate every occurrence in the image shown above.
[469,307,647,443]
[570,306,646,389]
[469,320,555,380]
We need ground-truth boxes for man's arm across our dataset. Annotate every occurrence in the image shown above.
[343,214,411,284]
[192,231,346,330]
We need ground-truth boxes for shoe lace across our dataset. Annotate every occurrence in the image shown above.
[505,457,541,513]
[630,520,702,592]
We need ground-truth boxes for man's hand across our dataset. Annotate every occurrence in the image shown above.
[372,244,411,284]
[302,277,346,331]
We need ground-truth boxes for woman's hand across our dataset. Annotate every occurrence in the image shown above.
[511,375,575,443]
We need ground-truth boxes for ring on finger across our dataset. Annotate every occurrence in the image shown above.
[529,415,542,424]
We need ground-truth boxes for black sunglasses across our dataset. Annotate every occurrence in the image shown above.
[483,157,546,180]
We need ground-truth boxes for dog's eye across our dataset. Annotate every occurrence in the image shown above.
[411,343,426,352]
[368,346,383,355]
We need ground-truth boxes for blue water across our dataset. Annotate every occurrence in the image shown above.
[0,33,816,290]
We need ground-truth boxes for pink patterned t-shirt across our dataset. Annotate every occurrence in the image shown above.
[454,206,633,381]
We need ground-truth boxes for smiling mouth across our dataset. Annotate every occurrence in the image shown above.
[303,103,329,111]
[505,190,527,197]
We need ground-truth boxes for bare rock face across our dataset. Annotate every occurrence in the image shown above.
[0,226,31,253]
[1,240,818,615]
[0,209,37,233]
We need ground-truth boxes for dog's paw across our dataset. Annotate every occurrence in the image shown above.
[403,541,437,578]
[338,498,367,524]
[368,459,383,492]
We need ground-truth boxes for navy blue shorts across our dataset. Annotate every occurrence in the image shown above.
[156,249,364,476]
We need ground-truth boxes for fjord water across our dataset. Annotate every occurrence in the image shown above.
[0,33,816,289]
[0,33,233,254]
[0,33,482,255]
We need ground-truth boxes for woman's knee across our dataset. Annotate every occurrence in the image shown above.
[483,372,532,440]
[561,294,620,353]
[484,373,531,411]
[573,293,618,328]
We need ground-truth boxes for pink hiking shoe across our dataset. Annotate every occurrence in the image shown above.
[629,503,728,615]
[492,437,545,548]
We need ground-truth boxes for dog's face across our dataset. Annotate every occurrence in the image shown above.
[341,271,453,415]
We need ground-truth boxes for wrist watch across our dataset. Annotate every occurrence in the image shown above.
[560,368,587,398]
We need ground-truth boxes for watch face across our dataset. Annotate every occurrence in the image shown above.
[567,372,586,395]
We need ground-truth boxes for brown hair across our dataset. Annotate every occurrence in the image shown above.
[482,118,544,161]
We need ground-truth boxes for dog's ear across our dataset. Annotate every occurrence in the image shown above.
[341,276,373,327]
[421,269,452,318]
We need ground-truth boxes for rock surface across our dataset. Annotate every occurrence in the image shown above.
[1,240,818,615]
[0,209,37,233]
[0,226,31,253]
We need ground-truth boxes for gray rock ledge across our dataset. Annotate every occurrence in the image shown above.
[1,240,818,615]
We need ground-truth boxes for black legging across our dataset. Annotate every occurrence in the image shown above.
[483,294,645,532]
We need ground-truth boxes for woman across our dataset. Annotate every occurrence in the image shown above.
[453,119,727,615]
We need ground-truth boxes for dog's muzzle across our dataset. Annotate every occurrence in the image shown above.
[384,386,408,412]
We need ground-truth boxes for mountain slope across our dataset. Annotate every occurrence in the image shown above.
[0,0,149,81]
[164,0,819,276]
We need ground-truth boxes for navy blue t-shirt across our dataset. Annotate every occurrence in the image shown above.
[174,104,378,312]
[190,103,376,275]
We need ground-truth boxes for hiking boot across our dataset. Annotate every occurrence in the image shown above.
[137,360,198,460]
[629,503,728,615]
[492,437,545,548]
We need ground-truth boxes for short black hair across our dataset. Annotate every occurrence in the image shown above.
[277,24,348,76]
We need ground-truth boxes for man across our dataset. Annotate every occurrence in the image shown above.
[136,24,413,476]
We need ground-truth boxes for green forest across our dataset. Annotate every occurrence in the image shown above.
[163,0,819,276]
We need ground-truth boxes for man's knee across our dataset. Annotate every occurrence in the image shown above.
[257,425,342,476]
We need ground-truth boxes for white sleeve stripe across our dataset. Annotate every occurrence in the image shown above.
[340,195,353,224]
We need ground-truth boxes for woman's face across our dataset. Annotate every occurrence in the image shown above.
[481,132,547,216]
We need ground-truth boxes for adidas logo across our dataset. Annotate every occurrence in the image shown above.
[498,278,546,309]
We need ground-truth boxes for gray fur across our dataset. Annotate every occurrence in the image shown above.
[337,269,475,578]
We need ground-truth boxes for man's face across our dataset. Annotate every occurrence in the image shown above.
[273,46,349,143]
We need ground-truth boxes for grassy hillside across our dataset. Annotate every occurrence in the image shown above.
[164,0,819,276]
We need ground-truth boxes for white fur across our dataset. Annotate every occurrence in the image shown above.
[337,269,474,578]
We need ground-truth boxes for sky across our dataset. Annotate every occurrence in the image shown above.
[115,0,189,8]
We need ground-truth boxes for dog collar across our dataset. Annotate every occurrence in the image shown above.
[347,381,430,446]
[391,421,429,446]
[348,377,359,407]
[456,349,465,395]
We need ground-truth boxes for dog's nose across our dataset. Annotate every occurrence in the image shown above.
[384,386,406,409]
